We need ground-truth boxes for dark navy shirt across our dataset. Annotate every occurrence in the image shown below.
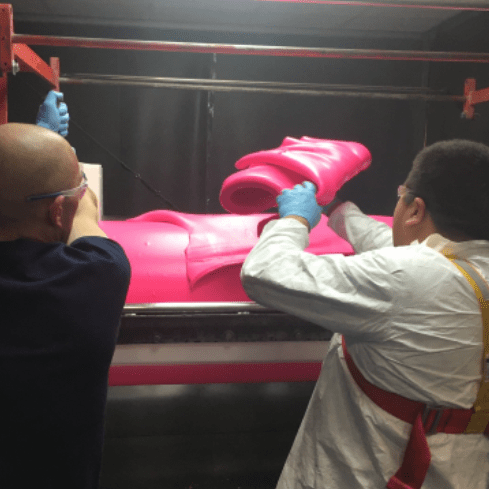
[0,236,131,489]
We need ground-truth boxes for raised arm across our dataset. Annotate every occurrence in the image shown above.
[241,217,401,339]
[327,201,393,253]
[68,187,107,245]
[241,182,398,338]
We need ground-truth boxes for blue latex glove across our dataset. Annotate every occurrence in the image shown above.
[36,90,69,137]
[276,181,322,230]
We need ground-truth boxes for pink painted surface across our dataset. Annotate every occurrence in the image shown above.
[100,212,392,304]
[220,137,371,214]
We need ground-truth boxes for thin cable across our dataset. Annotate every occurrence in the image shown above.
[68,119,180,210]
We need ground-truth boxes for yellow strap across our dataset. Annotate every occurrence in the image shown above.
[443,252,489,434]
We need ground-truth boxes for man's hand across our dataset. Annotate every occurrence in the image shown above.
[36,91,69,137]
[67,187,107,245]
[76,187,100,222]
[276,181,322,231]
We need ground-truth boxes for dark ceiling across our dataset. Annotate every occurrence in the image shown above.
[7,0,467,39]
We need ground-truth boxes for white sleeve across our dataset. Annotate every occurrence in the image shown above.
[327,201,393,253]
[241,218,402,340]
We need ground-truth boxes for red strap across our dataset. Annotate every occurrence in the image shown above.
[342,336,424,424]
[341,336,474,432]
[386,413,431,489]
[341,336,476,489]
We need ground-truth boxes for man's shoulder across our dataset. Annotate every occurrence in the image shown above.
[70,236,127,259]
[357,242,459,285]
[69,236,131,277]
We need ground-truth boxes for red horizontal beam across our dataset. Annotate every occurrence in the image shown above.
[13,44,58,88]
[109,362,322,386]
[472,86,489,105]
[12,34,489,63]
[463,78,489,119]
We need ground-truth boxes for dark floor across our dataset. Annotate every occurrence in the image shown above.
[100,382,315,489]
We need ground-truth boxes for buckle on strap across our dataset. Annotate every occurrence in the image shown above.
[422,406,445,435]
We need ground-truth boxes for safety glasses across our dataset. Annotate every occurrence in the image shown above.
[26,172,88,202]
[397,185,416,204]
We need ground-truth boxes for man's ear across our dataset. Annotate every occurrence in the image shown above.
[405,197,427,227]
[48,195,66,229]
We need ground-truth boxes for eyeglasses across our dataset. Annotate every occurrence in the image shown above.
[26,172,88,202]
[397,185,408,198]
[397,185,416,204]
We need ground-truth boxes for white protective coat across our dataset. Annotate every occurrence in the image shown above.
[240,202,489,489]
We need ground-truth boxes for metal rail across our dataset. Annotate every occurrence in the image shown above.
[62,74,440,92]
[60,74,464,101]
[13,34,489,63]
[257,0,489,10]
[123,302,273,315]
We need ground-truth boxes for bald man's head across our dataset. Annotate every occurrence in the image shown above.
[0,123,79,201]
[0,123,81,239]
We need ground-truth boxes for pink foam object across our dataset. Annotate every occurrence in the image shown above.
[220,137,372,214]
[100,211,392,304]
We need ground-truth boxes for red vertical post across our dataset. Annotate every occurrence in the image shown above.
[0,74,7,124]
[463,78,476,119]
[0,4,13,124]
[50,57,60,91]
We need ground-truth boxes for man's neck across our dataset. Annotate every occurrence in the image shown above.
[0,225,58,243]
[0,228,24,242]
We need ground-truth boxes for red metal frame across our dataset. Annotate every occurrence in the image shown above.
[0,3,59,123]
[11,33,489,63]
[0,4,13,124]
[463,78,489,120]
[3,5,489,123]
[0,3,487,124]
[13,44,59,89]
[109,362,322,386]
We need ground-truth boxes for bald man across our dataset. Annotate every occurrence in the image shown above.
[0,124,131,489]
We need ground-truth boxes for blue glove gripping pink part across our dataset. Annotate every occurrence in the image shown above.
[220,137,371,214]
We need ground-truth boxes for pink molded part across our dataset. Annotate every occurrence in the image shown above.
[131,211,272,284]
[217,165,304,215]
[220,137,371,214]
[100,211,392,304]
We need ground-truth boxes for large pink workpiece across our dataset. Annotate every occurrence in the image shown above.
[100,212,392,304]
[104,212,392,386]
[102,137,389,386]
[219,136,372,214]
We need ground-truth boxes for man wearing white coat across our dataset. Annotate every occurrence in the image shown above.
[240,139,489,489]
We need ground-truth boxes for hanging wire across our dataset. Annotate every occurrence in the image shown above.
[17,76,181,211]
[67,119,180,211]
